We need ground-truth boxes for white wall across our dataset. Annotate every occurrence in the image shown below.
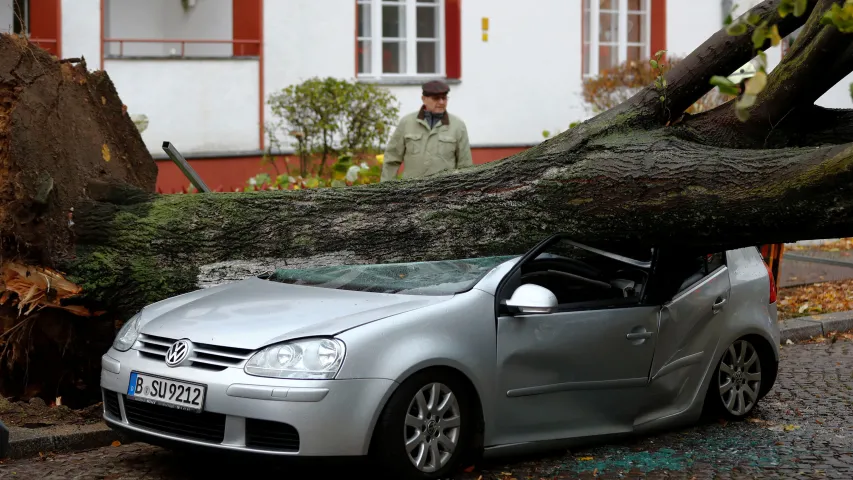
[817,72,853,109]
[0,0,13,33]
[666,0,721,59]
[398,0,582,145]
[69,0,853,155]
[106,0,233,57]
[263,0,582,149]
[105,59,259,153]
[263,0,355,150]
[62,0,100,64]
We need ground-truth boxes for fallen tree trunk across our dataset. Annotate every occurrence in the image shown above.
[3,0,853,402]
[64,130,853,318]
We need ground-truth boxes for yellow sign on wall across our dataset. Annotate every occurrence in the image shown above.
[482,17,489,42]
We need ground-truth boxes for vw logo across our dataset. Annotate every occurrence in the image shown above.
[164,339,193,367]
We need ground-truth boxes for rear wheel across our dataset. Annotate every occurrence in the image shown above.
[708,338,764,420]
[370,370,475,479]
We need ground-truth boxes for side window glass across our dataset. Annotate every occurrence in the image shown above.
[676,252,726,294]
[706,252,725,273]
[517,239,652,309]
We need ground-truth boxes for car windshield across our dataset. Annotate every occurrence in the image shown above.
[263,255,517,295]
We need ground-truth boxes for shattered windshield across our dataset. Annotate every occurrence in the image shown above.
[264,255,518,295]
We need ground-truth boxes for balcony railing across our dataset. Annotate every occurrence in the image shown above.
[103,38,261,58]
[26,37,58,55]
[100,37,265,150]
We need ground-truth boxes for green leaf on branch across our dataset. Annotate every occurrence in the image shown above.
[779,0,807,17]
[822,1,853,33]
[737,93,757,110]
[769,24,782,46]
[727,21,749,36]
[752,21,769,49]
[744,70,768,97]
[735,104,751,122]
[710,75,740,96]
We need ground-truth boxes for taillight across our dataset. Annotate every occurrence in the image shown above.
[764,262,777,303]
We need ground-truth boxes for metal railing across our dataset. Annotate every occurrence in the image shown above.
[103,38,261,57]
[26,37,58,52]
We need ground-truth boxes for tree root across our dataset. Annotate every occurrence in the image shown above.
[0,262,98,317]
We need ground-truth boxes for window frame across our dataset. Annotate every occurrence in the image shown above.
[356,0,447,79]
[583,0,652,77]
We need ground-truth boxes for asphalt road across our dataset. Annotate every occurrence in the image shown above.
[1,338,852,479]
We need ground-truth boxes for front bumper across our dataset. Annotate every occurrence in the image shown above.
[100,348,397,456]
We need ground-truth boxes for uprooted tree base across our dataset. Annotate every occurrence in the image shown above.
[4,1,853,405]
[0,32,155,404]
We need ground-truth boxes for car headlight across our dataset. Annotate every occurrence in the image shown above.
[244,338,345,380]
[112,312,143,352]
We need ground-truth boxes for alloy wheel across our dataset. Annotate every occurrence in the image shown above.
[403,382,461,473]
[718,339,762,416]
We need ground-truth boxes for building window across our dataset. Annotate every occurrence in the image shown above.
[357,0,445,78]
[583,0,651,76]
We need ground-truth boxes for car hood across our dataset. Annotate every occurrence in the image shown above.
[138,277,450,349]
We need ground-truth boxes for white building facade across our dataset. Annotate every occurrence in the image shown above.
[4,0,852,191]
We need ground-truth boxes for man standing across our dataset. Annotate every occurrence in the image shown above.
[380,80,473,182]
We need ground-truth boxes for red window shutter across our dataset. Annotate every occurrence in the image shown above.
[233,0,262,56]
[650,0,667,59]
[445,0,461,79]
[29,0,62,57]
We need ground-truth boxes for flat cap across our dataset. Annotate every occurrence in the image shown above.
[422,80,450,96]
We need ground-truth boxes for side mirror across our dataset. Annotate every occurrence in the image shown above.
[505,284,558,314]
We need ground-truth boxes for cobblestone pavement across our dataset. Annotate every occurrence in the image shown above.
[1,339,851,479]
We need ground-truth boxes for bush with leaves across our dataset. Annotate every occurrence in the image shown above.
[582,55,734,115]
[266,77,400,178]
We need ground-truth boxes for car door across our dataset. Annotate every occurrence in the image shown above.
[494,305,659,445]
[637,251,732,423]
[491,235,661,446]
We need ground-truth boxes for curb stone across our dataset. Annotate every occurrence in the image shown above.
[779,309,853,343]
[4,422,132,460]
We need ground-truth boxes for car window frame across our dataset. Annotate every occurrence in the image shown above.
[495,234,658,315]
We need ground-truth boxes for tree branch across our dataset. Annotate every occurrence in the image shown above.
[628,0,819,124]
[672,1,853,148]
[747,0,853,127]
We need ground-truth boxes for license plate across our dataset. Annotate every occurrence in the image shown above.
[126,371,206,413]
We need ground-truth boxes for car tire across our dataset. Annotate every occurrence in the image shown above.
[370,369,476,479]
[706,337,765,420]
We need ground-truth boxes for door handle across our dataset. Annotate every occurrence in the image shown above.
[626,331,653,340]
[713,296,727,313]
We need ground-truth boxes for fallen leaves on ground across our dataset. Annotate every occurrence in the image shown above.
[777,279,853,320]
[786,238,853,252]
[799,331,853,345]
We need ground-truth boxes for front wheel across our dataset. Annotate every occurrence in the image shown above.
[708,338,764,420]
[370,370,476,479]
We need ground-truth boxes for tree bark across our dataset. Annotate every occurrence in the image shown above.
[2,1,853,402]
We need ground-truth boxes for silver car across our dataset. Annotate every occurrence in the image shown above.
[100,234,780,479]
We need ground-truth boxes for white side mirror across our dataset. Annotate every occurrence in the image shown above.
[506,284,558,314]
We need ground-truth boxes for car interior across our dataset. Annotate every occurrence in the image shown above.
[498,238,726,313]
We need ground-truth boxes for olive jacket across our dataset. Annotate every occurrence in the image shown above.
[380,107,473,182]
